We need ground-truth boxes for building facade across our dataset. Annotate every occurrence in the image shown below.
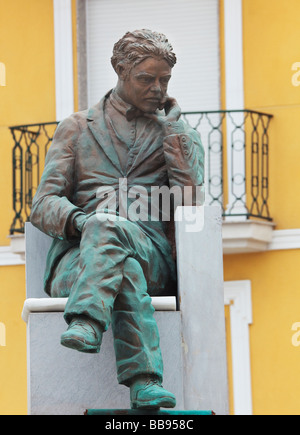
[0,0,300,415]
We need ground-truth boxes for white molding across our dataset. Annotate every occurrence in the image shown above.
[0,246,25,266]
[222,220,275,254]
[8,234,25,256]
[22,296,176,323]
[268,229,300,251]
[224,280,253,416]
[223,221,300,254]
[53,0,74,121]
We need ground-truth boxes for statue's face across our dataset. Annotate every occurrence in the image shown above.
[119,57,172,113]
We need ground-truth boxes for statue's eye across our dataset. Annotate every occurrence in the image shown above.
[137,75,153,84]
[160,77,170,86]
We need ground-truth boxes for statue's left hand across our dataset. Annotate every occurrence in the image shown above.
[144,97,181,126]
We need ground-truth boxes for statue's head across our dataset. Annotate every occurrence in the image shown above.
[111,29,177,78]
[112,29,177,113]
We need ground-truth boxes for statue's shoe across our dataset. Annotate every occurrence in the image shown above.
[61,317,102,353]
[130,377,176,410]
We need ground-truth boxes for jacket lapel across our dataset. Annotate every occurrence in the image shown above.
[127,120,164,176]
[87,92,124,175]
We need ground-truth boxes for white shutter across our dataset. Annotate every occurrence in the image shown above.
[86,0,220,112]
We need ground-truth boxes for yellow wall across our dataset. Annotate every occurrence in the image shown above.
[224,250,300,415]
[0,0,56,244]
[223,0,300,415]
[0,266,26,415]
[0,0,56,414]
[243,0,300,230]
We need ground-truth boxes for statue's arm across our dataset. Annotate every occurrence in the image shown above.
[162,119,205,195]
[145,97,204,200]
[30,116,84,240]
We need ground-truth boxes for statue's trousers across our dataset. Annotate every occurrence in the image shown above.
[50,215,171,386]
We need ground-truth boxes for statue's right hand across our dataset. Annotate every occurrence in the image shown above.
[144,96,181,126]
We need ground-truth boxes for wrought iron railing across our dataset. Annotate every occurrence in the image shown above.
[10,122,59,234]
[182,110,273,221]
[9,110,273,234]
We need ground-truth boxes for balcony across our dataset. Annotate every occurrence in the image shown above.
[8,110,274,256]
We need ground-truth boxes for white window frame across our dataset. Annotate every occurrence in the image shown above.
[223,0,247,218]
[224,280,253,415]
[53,0,74,121]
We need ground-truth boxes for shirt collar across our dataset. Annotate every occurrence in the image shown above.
[109,89,145,121]
[109,89,132,117]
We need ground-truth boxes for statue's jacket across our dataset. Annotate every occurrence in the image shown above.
[30,92,205,295]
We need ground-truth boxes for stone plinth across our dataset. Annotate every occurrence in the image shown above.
[175,206,229,415]
[24,206,229,415]
[27,311,183,415]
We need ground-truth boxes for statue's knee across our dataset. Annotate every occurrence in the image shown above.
[83,214,101,232]
[83,213,131,246]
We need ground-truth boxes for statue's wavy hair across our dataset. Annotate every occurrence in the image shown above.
[111,29,177,77]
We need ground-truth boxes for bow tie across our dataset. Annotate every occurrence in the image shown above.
[126,107,145,122]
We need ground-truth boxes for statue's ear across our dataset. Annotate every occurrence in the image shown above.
[116,64,127,81]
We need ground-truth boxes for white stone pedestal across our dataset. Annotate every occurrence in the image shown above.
[24,206,228,415]
[27,311,183,415]
[175,206,229,414]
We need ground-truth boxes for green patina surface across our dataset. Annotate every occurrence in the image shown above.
[85,409,214,416]
[30,29,205,408]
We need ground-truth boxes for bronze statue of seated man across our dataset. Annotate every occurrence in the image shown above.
[30,29,204,410]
